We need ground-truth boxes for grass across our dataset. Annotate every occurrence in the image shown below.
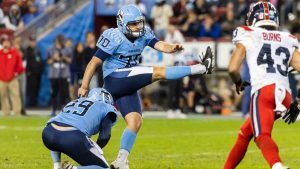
[0,115,299,169]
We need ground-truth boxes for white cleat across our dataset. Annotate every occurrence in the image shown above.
[110,160,129,169]
[175,109,187,119]
[167,109,176,119]
[272,162,290,169]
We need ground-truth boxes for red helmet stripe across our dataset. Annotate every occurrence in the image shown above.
[263,2,270,20]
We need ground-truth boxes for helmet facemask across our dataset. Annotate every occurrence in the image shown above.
[126,18,145,38]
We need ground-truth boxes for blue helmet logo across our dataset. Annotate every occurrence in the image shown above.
[87,88,114,105]
[117,4,145,38]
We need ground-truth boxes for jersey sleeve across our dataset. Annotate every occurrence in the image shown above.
[105,105,118,126]
[290,34,299,49]
[144,26,159,48]
[95,29,119,60]
[232,26,252,47]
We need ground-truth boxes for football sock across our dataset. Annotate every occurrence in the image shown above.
[255,134,281,168]
[165,65,206,80]
[118,128,136,161]
[51,151,61,163]
[53,162,61,169]
[223,133,251,169]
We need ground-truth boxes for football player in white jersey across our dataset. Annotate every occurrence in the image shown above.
[224,2,300,169]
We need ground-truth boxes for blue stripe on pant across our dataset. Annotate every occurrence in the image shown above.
[42,123,109,168]
[251,90,261,137]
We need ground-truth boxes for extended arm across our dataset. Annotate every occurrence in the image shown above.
[96,112,116,148]
[154,41,183,54]
[78,56,102,97]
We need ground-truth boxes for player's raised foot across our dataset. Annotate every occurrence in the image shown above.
[200,46,215,74]
[110,160,129,169]
[62,161,76,169]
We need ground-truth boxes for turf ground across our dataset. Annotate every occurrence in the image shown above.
[0,115,299,169]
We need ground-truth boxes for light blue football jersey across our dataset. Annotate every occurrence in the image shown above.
[96,26,158,77]
[49,98,117,137]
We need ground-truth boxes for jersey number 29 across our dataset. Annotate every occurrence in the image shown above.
[63,100,94,116]
[257,43,290,76]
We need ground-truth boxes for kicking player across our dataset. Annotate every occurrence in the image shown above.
[42,88,117,169]
[224,2,300,169]
[78,4,214,169]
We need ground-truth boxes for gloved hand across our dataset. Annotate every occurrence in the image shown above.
[283,100,300,124]
[235,80,251,95]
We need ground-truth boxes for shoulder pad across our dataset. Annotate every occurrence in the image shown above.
[238,26,253,31]
[101,28,123,44]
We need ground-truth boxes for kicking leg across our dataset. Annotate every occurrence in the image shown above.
[152,46,214,81]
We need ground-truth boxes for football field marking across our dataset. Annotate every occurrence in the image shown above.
[130,147,300,160]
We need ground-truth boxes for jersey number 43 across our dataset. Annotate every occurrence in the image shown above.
[257,43,290,77]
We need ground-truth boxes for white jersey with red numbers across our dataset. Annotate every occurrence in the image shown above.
[232,26,299,95]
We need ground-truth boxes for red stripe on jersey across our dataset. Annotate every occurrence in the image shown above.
[239,26,253,31]
[289,34,297,39]
[263,2,270,20]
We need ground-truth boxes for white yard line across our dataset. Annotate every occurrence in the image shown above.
[131,147,300,160]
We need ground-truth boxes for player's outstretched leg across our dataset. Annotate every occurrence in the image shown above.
[153,46,214,81]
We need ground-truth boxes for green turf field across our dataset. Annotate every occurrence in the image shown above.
[0,116,299,169]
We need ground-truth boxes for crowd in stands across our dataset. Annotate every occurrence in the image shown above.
[0,0,60,32]
[147,0,297,41]
[0,0,299,117]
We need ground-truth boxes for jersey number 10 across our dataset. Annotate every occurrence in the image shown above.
[257,43,290,77]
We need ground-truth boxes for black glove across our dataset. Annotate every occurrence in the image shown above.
[235,80,251,94]
[283,100,300,124]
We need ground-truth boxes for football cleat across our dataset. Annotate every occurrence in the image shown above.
[110,160,129,169]
[200,46,215,74]
[62,161,75,169]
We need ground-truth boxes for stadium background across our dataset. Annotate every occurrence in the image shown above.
[1,0,300,113]
[0,0,300,169]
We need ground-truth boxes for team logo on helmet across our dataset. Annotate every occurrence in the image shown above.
[116,5,145,38]
[246,2,279,28]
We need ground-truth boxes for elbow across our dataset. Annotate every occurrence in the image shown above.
[228,66,239,74]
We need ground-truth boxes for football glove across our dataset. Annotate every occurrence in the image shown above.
[283,100,300,124]
[235,80,251,95]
